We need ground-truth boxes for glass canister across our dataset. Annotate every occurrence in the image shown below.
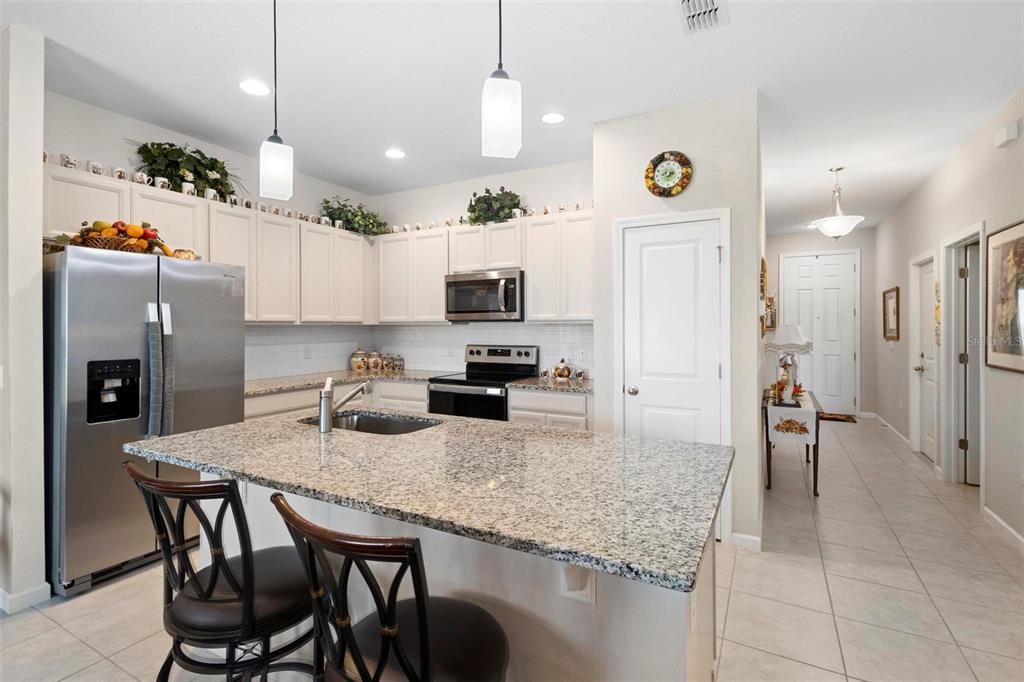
[382,354,395,372]
[394,355,405,372]
[367,350,383,372]
[350,349,368,372]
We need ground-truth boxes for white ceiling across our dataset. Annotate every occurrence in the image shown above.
[5,1,1023,233]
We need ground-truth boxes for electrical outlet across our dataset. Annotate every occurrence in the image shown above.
[559,565,595,604]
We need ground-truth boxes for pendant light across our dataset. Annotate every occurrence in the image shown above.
[259,0,293,200]
[807,167,863,239]
[481,0,522,159]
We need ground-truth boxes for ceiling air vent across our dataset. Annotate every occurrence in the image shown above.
[681,0,729,33]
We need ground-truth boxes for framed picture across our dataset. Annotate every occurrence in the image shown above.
[986,218,1024,373]
[882,287,900,341]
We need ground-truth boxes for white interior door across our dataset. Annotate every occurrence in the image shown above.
[623,219,721,443]
[916,260,938,460]
[781,253,857,414]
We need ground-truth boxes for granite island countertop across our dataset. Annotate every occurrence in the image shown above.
[125,409,731,592]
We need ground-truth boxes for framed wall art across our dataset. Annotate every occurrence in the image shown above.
[986,218,1024,373]
[882,287,900,341]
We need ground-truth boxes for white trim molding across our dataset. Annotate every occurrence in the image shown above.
[983,506,1024,551]
[726,533,762,552]
[0,582,51,614]
[875,411,911,446]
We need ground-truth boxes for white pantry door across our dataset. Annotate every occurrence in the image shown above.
[781,253,857,414]
[916,260,938,461]
[623,219,722,443]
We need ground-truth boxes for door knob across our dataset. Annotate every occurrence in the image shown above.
[913,365,924,373]
[627,386,639,396]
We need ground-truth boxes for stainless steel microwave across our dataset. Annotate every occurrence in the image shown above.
[445,269,523,322]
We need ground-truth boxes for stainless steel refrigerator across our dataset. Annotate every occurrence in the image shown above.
[44,247,245,596]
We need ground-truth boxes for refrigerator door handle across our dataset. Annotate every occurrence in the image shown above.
[146,303,163,438]
[160,303,175,436]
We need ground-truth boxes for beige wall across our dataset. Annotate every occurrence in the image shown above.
[872,89,1024,535]
[593,91,764,540]
[765,227,878,413]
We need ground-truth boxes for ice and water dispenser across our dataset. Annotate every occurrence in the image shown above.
[86,359,141,423]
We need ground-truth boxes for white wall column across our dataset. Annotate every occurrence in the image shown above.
[0,23,49,612]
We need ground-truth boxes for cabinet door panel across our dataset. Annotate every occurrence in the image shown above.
[333,231,364,322]
[131,185,207,257]
[560,211,595,321]
[44,167,130,237]
[256,215,299,321]
[524,216,561,321]
[411,230,449,322]
[546,413,588,431]
[300,224,335,322]
[378,234,411,322]
[485,220,522,269]
[508,409,547,426]
[449,225,486,273]
[209,205,258,321]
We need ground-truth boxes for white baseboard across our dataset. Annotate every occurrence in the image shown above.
[858,412,877,419]
[874,413,910,445]
[0,582,51,614]
[983,505,1024,550]
[727,532,762,552]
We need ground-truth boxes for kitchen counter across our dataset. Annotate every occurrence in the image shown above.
[125,408,732,592]
[507,376,594,394]
[244,369,439,398]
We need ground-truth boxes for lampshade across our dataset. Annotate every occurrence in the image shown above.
[809,214,863,239]
[259,136,293,201]
[764,324,814,354]
[481,70,522,159]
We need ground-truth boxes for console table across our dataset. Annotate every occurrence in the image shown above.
[762,389,823,496]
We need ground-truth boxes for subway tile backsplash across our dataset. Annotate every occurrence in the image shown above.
[245,323,593,380]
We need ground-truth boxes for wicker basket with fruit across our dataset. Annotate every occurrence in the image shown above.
[58,220,177,257]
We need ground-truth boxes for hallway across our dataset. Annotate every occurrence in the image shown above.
[716,418,1023,681]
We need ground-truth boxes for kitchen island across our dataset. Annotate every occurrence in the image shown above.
[125,408,732,680]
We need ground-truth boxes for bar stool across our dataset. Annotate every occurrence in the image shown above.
[124,462,316,681]
[272,493,510,682]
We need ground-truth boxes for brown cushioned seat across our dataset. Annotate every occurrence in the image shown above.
[169,546,312,639]
[327,597,508,682]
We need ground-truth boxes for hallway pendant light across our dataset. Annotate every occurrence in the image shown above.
[481,0,521,159]
[259,0,293,200]
[808,167,863,239]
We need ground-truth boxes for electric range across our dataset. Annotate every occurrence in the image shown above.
[428,345,539,421]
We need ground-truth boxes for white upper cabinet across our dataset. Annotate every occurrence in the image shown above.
[255,214,300,322]
[300,223,335,322]
[524,211,594,322]
[131,185,208,258]
[560,211,595,320]
[208,204,258,321]
[524,214,562,321]
[411,230,449,322]
[448,220,521,273]
[44,167,131,237]
[377,233,412,322]
[333,230,364,323]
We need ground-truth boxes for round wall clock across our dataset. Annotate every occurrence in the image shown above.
[644,151,693,197]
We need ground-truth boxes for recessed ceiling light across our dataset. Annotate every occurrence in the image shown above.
[385,148,406,160]
[541,112,565,125]
[239,79,270,96]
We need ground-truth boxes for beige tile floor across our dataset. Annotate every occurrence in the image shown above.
[2,417,1021,681]
[716,418,1024,682]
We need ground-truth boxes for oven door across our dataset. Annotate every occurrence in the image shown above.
[445,270,522,322]
[428,384,508,421]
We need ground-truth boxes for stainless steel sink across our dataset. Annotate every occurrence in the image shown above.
[301,410,440,435]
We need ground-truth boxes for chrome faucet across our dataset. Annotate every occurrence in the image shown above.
[318,379,373,433]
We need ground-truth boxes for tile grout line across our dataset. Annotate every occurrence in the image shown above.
[718,637,849,678]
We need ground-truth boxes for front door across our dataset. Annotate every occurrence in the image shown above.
[780,253,858,414]
[916,260,938,460]
[622,219,722,443]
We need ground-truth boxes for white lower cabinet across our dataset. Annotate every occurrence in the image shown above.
[255,214,300,322]
[508,390,590,430]
[209,204,258,320]
[374,381,428,413]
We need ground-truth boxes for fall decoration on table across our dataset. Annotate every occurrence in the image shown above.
[133,141,241,197]
[55,220,186,258]
[320,196,389,235]
[644,150,693,197]
[467,186,522,225]
[773,418,810,435]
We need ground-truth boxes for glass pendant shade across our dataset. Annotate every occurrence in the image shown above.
[259,135,293,201]
[809,169,863,239]
[481,70,522,159]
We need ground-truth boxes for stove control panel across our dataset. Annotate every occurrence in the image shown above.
[465,345,539,366]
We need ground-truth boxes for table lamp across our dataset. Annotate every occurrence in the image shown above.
[764,324,813,405]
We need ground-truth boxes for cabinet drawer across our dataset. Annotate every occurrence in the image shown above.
[375,381,428,402]
[546,414,588,431]
[508,390,587,415]
[508,409,547,426]
[245,389,320,418]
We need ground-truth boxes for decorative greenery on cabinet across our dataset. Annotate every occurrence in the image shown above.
[133,141,240,196]
[467,186,522,224]
[320,196,390,235]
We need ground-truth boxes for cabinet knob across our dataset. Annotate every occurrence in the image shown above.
[627,386,639,396]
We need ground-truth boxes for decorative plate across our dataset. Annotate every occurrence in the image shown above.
[645,151,693,197]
